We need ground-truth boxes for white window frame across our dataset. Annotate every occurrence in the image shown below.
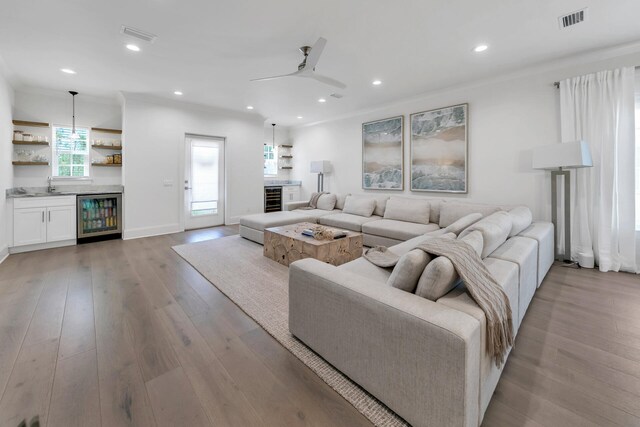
[264,144,278,177]
[52,125,91,179]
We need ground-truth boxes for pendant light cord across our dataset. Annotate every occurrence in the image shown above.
[272,123,276,148]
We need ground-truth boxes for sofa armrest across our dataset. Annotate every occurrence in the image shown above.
[289,258,481,427]
[284,200,309,211]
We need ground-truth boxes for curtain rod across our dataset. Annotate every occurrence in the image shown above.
[553,65,639,88]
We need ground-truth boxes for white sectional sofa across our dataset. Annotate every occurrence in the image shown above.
[280,196,553,427]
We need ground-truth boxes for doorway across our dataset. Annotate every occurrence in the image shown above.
[184,135,225,230]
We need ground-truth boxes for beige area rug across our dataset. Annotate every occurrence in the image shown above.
[173,235,408,427]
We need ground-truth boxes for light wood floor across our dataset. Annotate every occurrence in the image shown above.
[0,226,638,427]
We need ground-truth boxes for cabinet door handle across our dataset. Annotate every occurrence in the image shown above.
[42,211,45,223]
[48,211,51,222]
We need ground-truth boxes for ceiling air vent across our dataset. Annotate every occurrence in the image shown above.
[120,25,158,43]
[558,8,587,29]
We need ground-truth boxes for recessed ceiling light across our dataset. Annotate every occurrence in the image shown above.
[318,98,326,103]
[174,91,183,95]
[126,44,141,52]
[297,116,303,119]
[372,80,382,85]
[246,105,254,110]
[473,44,488,53]
[60,68,76,74]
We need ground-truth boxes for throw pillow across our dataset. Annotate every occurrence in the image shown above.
[316,193,337,211]
[384,197,431,224]
[459,211,513,258]
[415,256,460,301]
[342,196,376,217]
[438,202,501,228]
[335,193,351,210]
[459,230,483,257]
[352,195,389,217]
[386,249,432,293]
[444,212,483,235]
[508,206,533,237]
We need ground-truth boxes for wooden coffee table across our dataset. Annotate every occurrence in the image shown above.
[263,222,363,267]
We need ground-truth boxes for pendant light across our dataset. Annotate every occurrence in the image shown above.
[69,91,79,140]
[272,123,276,148]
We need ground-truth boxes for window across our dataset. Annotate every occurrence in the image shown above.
[264,144,277,176]
[52,125,90,178]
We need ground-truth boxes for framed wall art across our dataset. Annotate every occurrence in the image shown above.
[362,115,404,190]
[410,103,468,193]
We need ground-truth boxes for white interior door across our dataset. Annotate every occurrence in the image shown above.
[184,136,225,230]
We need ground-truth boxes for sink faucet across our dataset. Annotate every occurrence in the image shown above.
[47,176,55,193]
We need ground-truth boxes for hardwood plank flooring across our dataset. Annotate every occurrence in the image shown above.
[0,225,639,426]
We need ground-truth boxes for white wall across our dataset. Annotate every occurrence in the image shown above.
[0,65,14,261]
[263,124,293,181]
[291,50,640,221]
[122,94,264,239]
[12,88,122,188]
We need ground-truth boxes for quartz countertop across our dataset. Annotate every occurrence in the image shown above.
[7,185,124,198]
[264,180,301,187]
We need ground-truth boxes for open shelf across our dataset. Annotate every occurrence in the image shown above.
[13,140,49,146]
[280,155,293,158]
[92,144,122,150]
[279,144,293,148]
[91,127,122,135]
[12,161,49,166]
[12,120,50,128]
[92,163,122,167]
[280,166,293,170]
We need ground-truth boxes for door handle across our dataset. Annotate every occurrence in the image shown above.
[42,211,45,223]
[48,211,51,222]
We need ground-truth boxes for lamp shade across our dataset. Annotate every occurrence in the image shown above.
[310,160,331,173]
[532,141,593,170]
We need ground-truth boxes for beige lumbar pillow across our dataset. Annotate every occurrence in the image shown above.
[342,196,376,217]
[316,193,337,211]
[387,249,432,293]
[384,197,431,225]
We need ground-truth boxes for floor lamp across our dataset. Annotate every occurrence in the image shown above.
[532,141,593,263]
[310,161,331,192]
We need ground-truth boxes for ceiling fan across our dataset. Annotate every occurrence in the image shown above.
[251,37,346,89]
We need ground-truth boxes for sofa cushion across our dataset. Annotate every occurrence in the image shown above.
[387,249,433,293]
[335,193,350,210]
[317,193,337,211]
[362,219,440,241]
[352,194,389,217]
[459,211,513,258]
[293,208,340,221]
[319,212,382,232]
[508,206,533,237]
[518,222,555,287]
[444,212,483,235]
[338,257,392,283]
[439,202,501,228]
[415,257,460,301]
[488,236,538,326]
[342,196,376,217]
[383,197,430,224]
[239,211,314,231]
[459,230,483,257]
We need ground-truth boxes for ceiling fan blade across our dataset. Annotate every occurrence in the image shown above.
[310,73,347,89]
[250,70,303,82]
[303,37,327,70]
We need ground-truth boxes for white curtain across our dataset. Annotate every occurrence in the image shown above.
[560,67,637,273]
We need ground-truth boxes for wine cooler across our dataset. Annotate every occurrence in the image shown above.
[77,194,122,243]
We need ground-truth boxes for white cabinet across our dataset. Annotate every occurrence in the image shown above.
[46,205,76,242]
[282,186,301,203]
[13,207,47,246]
[13,196,77,250]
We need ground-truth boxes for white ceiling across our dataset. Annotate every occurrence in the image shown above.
[1,0,640,126]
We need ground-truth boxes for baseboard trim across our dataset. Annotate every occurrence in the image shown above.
[0,246,8,264]
[9,240,76,254]
[123,223,182,240]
